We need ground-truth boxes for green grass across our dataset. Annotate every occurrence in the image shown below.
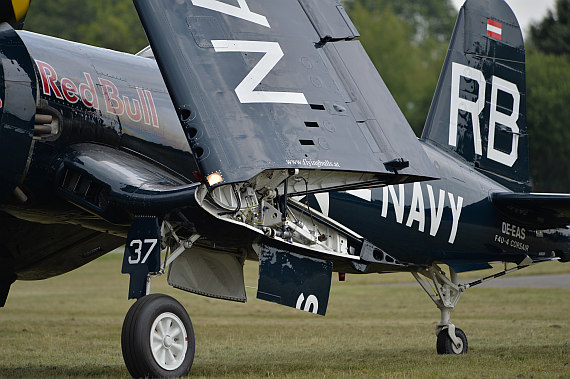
[0,254,568,378]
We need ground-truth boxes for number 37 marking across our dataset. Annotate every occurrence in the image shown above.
[128,239,158,265]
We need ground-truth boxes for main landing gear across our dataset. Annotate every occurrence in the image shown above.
[412,264,468,355]
[121,294,195,378]
[121,221,200,377]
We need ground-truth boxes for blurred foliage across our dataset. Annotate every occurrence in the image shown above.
[526,0,570,191]
[25,0,147,53]
[344,0,456,43]
[529,0,570,55]
[345,0,455,135]
[22,0,569,191]
[526,52,570,191]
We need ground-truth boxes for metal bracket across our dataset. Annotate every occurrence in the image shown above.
[144,221,200,295]
[412,265,464,310]
[463,262,533,289]
[160,221,200,271]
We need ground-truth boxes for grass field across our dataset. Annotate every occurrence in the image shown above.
[0,253,568,378]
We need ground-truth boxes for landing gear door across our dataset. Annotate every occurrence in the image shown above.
[257,244,333,316]
[121,216,161,299]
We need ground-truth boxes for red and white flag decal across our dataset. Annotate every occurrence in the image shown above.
[487,19,502,40]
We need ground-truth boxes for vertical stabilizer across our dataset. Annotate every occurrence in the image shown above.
[422,0,530,192]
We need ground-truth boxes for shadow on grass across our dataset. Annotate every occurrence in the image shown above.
[189,346,434,377]
[189,344,569,377]
[2,344,567,378]
[0,364,129,378]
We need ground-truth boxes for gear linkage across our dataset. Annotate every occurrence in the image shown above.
[145,221,200,295]
[412,265,464,348]
[412,261,539,354]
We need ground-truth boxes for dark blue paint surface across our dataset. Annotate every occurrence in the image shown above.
[0,25,36,201]
[122,216,161,299]
[321,143,569,267]
[0,0,567,288]
[258,243,332,316]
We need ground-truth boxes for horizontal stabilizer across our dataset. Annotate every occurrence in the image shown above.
[133,0,437,192]
[492,192,570,229]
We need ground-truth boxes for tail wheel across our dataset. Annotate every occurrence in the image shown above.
[121,294,195,378]
[436,327,468,355]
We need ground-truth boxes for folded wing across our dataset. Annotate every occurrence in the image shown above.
[133,0,438,193]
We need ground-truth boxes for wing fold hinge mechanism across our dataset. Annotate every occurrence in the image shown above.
[298,0,359,43]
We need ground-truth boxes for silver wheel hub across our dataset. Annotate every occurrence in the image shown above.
[452,339,463,354]
[163,335,173,348]
[150,312,188,371]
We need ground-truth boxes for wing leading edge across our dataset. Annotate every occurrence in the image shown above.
[133,0,438,193]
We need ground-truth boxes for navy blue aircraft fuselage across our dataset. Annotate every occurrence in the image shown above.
[0,0,568,377]
[328,145,569,271]
[9,29,567,280]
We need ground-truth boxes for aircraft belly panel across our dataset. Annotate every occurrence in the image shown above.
[0,214,124,280]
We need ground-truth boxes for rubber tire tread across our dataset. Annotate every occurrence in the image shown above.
[121,294,195,378]
[122,295,154,378]
[436,328,468,354]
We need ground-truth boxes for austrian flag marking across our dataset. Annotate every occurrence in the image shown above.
[487,19,502,40]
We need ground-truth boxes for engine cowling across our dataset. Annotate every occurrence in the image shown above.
[0,23,37,201]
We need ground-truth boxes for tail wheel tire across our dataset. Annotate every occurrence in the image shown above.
[436,327,468,355]
[121,294,195,378]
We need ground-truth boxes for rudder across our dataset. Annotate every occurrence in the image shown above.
[421,0,530,192]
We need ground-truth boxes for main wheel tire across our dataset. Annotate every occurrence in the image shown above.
[121,294,195,378]
[436,327,468,355]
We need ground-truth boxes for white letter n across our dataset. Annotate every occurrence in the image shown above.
[211,40,308,105]
[191,0,270,28]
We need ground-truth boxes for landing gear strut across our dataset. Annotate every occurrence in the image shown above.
[412,261,540,354]
[412,264,468,355]
[121,221,200,377]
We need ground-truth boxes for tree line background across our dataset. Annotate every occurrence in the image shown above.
[23,0,570,192]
